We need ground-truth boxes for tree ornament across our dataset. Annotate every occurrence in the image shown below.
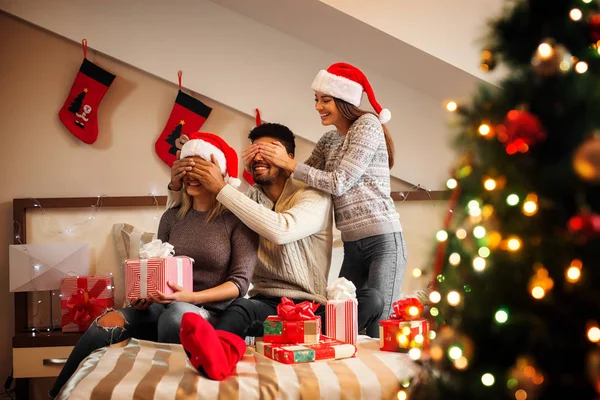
[588,13,600,44]
[531,39,572,76]
[568,211,600,243]
[506,356,545,400]
[502,109,546,154]
[573,134,600,183]
[480,49,497,72]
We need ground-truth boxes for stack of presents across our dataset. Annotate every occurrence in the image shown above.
[59,240,431,365]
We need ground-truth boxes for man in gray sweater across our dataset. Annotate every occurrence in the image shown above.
[168,123,384,338]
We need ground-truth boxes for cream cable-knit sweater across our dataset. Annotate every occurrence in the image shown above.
[167,177,333,303]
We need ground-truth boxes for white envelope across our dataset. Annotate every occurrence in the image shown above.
[9,242,90,292]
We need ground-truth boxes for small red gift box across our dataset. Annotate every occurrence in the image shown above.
[61,276,114,333]
[256,336,357,364]
[379,297,430,352]
[125,256,193,299]
[263,297,321,344]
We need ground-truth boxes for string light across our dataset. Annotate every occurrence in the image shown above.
[481,373,495,387]
[456,228,467,240]
[570,8,583,21]
[448,346,463,360]
[446,101,458,112]
[537,43,554,59]
[495,309,509,324]
[482,204,495,218]
[588,326,600,342]
[469,206,482,217]
[473,257,486,272]
[430,307,439,316]
[487,231,502,249]
[473,226,486,239]
[447,291,461,306]
[506,194,520,206]
[515,390,528,400]
[522,194,538,216]
[575,61,588,74]
[583,0,592,3]
[507,237,522,251]
[412,268,422,278]
[449,252,461,266]
[566,259,582,283]
[436,230,449,242]
[478,247,491,258]
[478,123,491,136]
[408,348,421,360]
[446,178,458,189]
[454,356,468,370]
[397,390,408,400]
[429,291,441,303]
[483,178,496,191]
[531,286,545,299]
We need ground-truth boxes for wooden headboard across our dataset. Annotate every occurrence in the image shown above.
[12,195,167,347]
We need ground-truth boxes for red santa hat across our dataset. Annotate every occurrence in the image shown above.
[180,132,241,188]
[311,62,391,124]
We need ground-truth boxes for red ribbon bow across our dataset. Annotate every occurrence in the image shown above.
[391,297,424,321]
[66,280,108,325]
[276,297,320,321]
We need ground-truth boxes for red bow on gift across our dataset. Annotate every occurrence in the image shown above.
[66,280,108,325]
[277,297,320,321]
[391,297,424,321]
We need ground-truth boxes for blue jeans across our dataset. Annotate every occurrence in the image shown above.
[339,232,407,337]
[49,302,211,399]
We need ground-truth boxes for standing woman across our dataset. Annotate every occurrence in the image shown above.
[253,63,405,337]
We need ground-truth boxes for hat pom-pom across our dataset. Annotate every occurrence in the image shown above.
[228,177,241,188]
[379,108,391,124]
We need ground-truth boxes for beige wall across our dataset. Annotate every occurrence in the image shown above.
[0,13,446,392]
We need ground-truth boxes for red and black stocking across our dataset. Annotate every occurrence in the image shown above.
[59,40,116,144]
[155,72,212,167]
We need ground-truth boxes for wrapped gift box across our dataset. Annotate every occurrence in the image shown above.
[263,315,320,344]
[256,336,357,364]
[325,299,358,345]
[61,276,114,332]
[379,318,429,352]
[125,256,193,299]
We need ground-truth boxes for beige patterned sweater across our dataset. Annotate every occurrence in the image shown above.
[293,113,402,242]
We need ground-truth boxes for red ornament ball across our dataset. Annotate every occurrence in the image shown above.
[503,110,546,154]
[589,13,600,43]
[568,212,600,243]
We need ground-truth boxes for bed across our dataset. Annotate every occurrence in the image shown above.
[13,195,421,399]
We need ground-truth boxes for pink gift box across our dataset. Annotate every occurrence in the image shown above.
[125,256,193,299]
[325,299,358,345]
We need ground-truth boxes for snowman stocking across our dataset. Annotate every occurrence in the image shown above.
[59,40,116,144]
[180,312,246,381]
[155,71,212,167]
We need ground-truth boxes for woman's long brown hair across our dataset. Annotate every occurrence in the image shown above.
[177,187,226,222]
[333,98,395,169]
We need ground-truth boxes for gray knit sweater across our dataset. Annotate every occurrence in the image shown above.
[294,113,402,242]
[157,208,258,311]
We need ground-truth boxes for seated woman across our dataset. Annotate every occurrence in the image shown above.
[49,132,258,399]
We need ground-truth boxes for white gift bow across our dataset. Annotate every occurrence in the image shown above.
[139,239,175,259]
[326,277,358,302]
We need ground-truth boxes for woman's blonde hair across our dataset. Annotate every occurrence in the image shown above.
[333,98,395,169]
[176,187,227,222]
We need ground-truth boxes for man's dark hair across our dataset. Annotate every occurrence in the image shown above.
[248,123,296,156]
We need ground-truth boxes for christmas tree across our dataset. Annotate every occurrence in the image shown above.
[68,89,86,114]
[166,120,185,156]
[417,1,600,399]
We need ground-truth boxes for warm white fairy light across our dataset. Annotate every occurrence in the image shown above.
[429,291,441,303]
[448,346,463,360]
[478,123,491,136]
[506,194,519,206]
[408,348,421,360]
[537,43,553,59]
[473,226,486,239]
[436,230,449,242]
[507,237,522,251]
[449,253,461,266]
[483,178,496,191]
[412,268,422,278]
[576,61,588,74]
[446,178,458,189]
[447,291,461,306]
[473,257,486,272]
[446,101,458,112]
[478,247,491,258]
[570,8,583,21]
[456,228,467,239]
[481,373,495,386]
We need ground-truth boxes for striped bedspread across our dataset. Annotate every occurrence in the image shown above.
[57,336,419,400]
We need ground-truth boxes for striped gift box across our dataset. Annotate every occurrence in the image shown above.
[325,299,358,344]
[379,318,429,352]
[61,276,114,332]
[256,336,357,364]
[124,256,193,299]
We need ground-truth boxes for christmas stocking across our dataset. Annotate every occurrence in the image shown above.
[155,71,212,167]
[180,312,246,381]
[59,40,116,144]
